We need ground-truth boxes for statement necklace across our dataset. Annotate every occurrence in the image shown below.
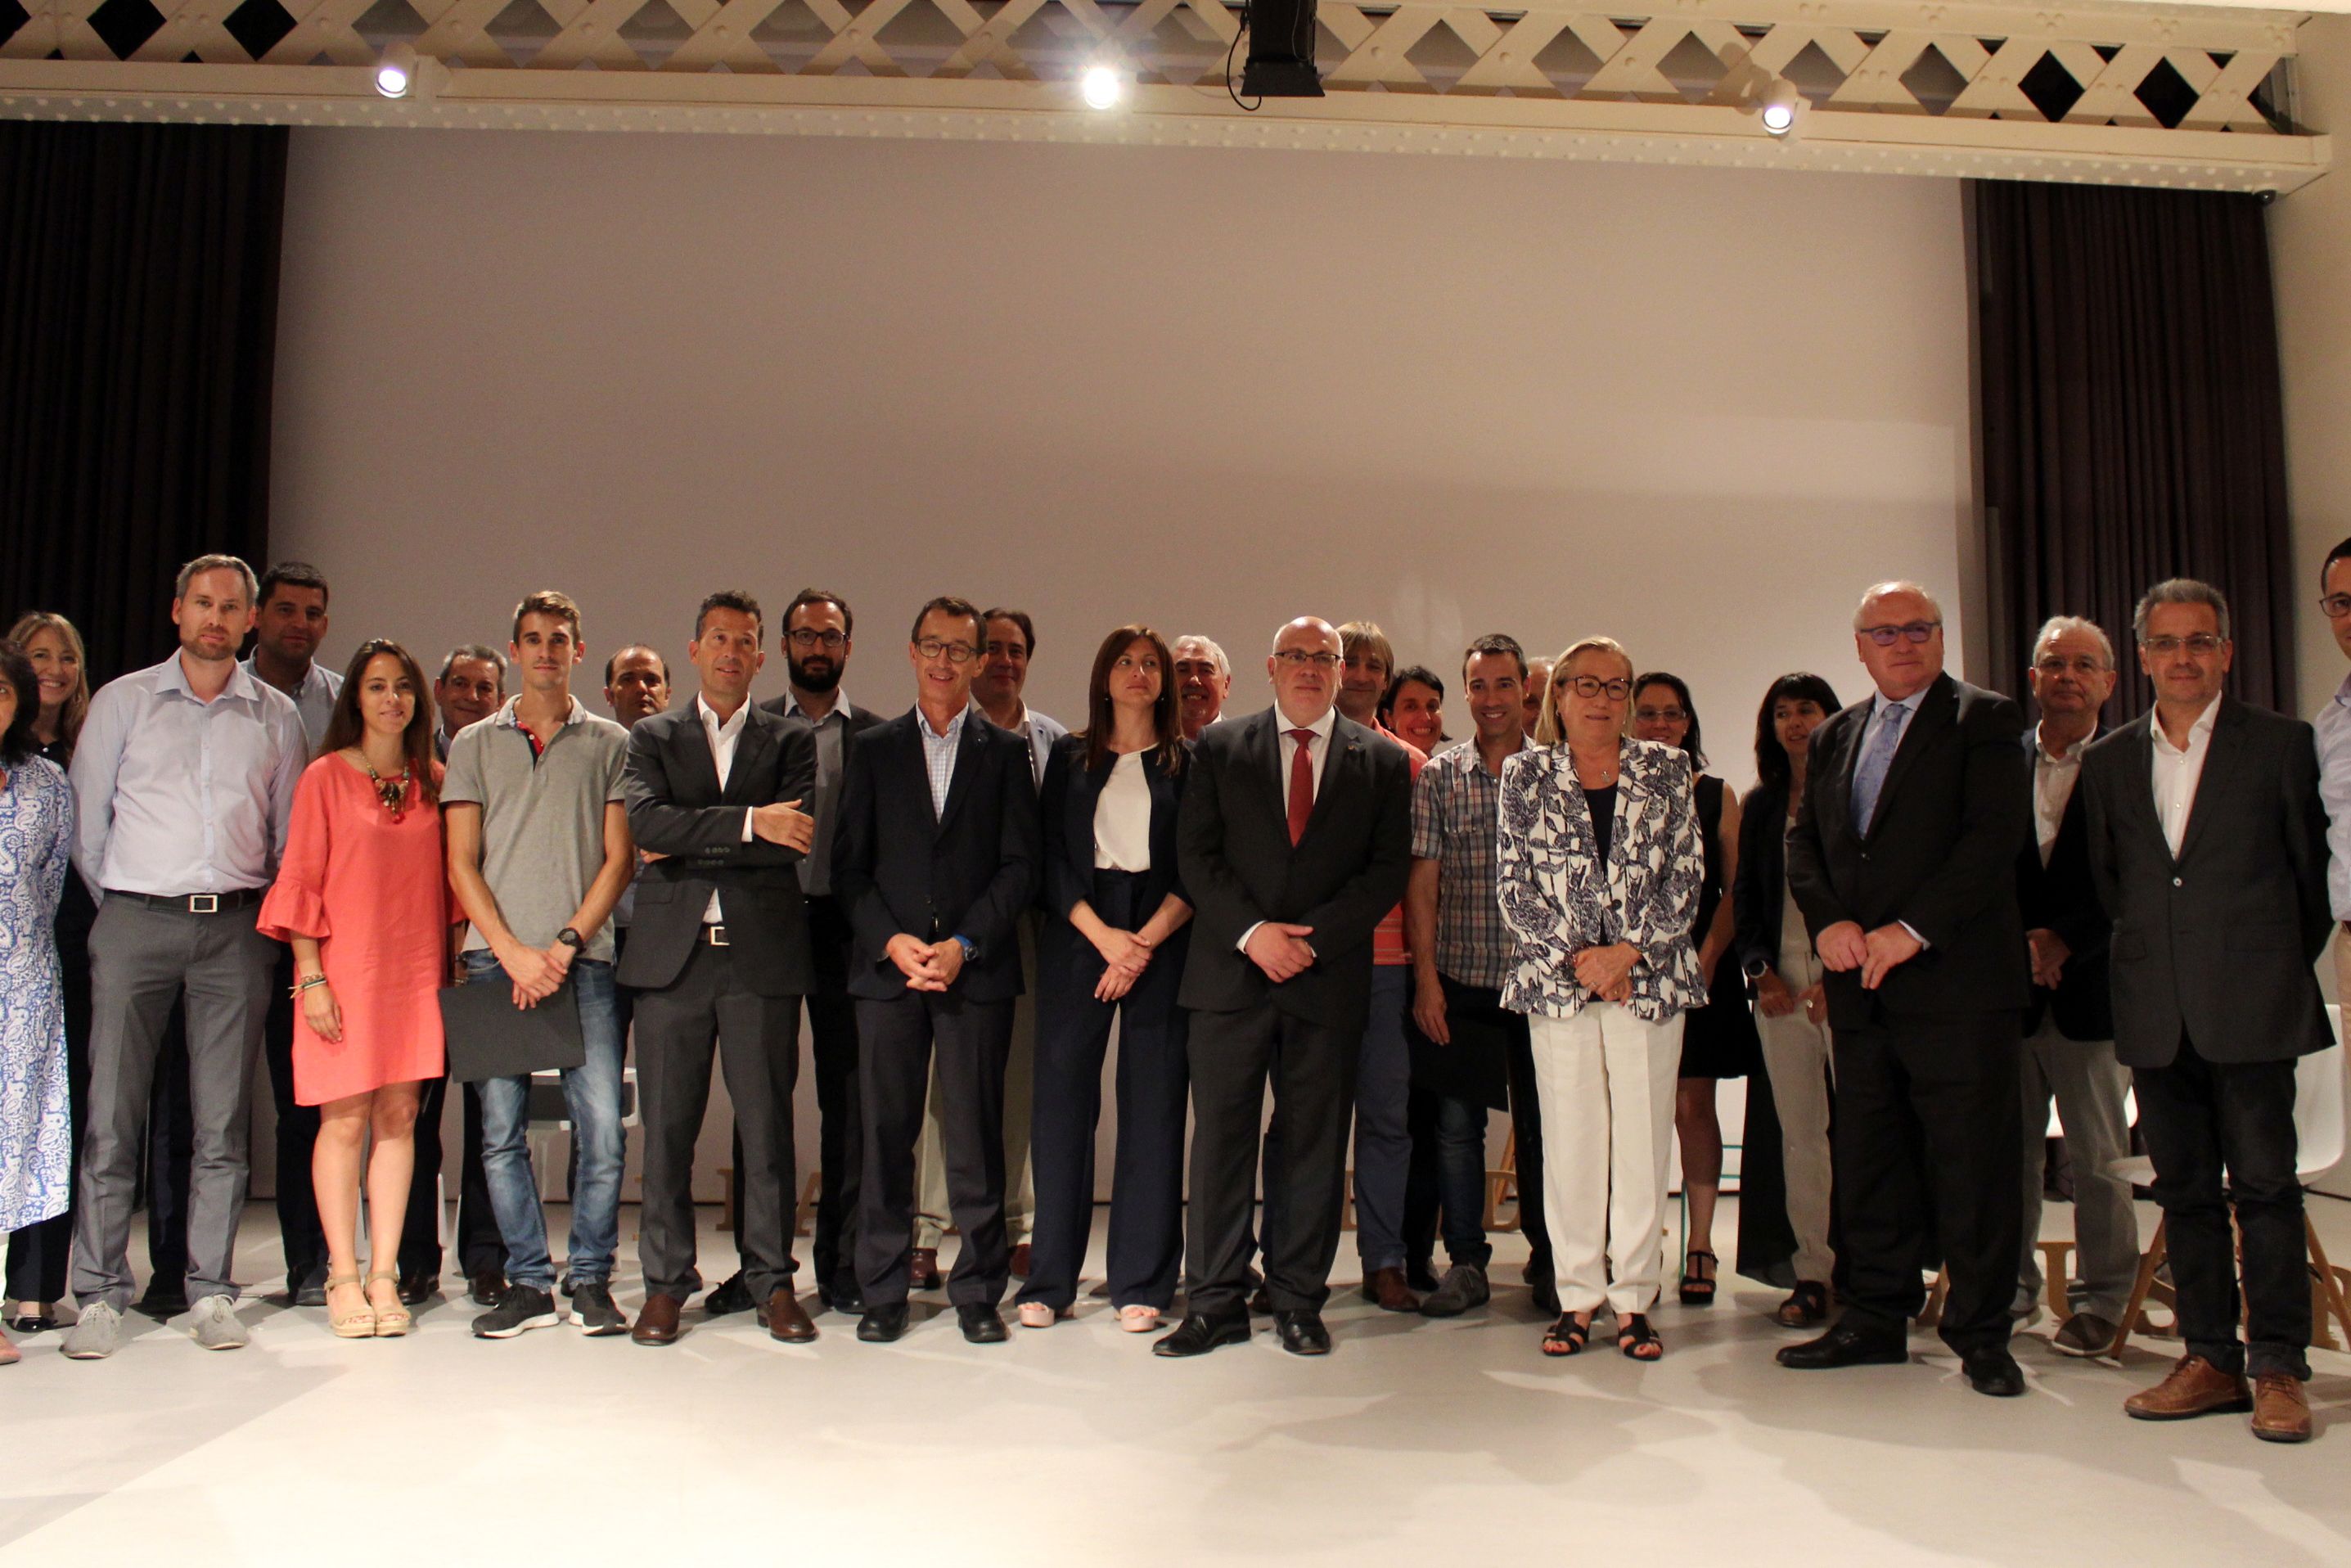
[356,755,412,821]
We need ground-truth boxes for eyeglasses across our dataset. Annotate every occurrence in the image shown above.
[2142,634,2224,656]
[1564,676,1633,701]
[788,629,846,651]
[2033,656,2106,676]
[1861,621,1940,647]
[1273,650,1342,669]
[1633,706,1687,724]
[2322,594,2351,620]
[914,638,978,664]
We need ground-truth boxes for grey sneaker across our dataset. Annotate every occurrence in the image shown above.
[61,1300,124,1359]
[570,1282,628,1337]
[2051,1311,2119,1358]
[1420,1264,1491,1318]
[187,1295,248,1350]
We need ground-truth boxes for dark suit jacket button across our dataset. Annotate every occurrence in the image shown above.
[2172,876,2182,888]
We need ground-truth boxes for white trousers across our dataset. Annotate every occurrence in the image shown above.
[1758,886,1836,1286]
[1529,1003,1685,1318]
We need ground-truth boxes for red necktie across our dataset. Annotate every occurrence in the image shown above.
[1286,728,1316,845]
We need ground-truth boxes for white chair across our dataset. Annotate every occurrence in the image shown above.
[2110,1004,2351,1357]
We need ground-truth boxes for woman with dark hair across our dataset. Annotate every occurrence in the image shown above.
[1380,665,1448,757]
[1017,625,1195,1333]
[1631,671,1759,1308]
[2,612,93,1336]
[1732,671,1844,1327]
[0,639,75,1366]
[258,640,453,1339]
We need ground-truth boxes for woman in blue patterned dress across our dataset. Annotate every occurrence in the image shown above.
[0,638,74,1367]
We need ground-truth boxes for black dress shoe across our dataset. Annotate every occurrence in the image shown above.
[290,1266,330,1309]
[1961,1345,2027,1398]
[1275,1309,1331,1357]
[1406,1259,1441,1294]
[468,1270,508,1309]
[1247,1284,1273,1315]
[817,1279,867,1315]
[1153,1311,1250,1358]
[704,1272,755,1318]
[134,1282,189,1321]
[857,1304,911,1343]
[396,1270,439,1308]
[957,1304,1008,1344]
[1777,1321,1908,1371]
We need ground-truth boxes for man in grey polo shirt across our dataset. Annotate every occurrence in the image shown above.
[63,553,306,1359]
[445,589,637,1340]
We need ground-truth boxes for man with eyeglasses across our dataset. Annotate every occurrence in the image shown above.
[1780,580,2033,1399]
[835,596,1038,1345]
[2316,538,2351,1048]
[1156,617,1412,1358]
[2083,578,2329,1443]
[2011,616,2137,1357]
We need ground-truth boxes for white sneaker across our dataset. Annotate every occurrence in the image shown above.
[61,1300,123,1359]
[187,1295,248,1351]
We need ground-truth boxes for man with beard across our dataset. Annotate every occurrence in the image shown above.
[1173,634,1232,741]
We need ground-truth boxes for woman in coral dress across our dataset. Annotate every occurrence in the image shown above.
[260,640,452,1340]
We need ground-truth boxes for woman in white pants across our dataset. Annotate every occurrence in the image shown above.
[1731,673,1843,1328]
[1498,638,1705,1361]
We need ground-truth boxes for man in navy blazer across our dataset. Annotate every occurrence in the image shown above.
[832,595,1040,1345]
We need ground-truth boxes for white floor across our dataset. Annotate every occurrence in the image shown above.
[8,1199,2351,1564]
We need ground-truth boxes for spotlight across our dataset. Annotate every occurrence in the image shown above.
[374,40,417,99]
[1759,79,1804,137]
[1080,64,1125,111]
[1240,0,1324,97]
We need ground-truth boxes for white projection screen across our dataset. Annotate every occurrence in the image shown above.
[269,128,1974,1198]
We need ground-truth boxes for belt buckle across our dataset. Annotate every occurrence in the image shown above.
[708,925,730,947]
[188,894,219,915]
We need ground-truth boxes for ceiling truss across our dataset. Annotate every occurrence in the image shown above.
[0,0,2328,191]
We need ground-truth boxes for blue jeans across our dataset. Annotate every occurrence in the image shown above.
[469,953,626,1291]
[1434,1093,1493,1268]
[1352,966,1413,1273]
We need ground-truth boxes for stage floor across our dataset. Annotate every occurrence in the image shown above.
[8,1198,2349,1563]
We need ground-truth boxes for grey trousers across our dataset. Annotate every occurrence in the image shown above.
[914,912,1037,1249]
[633,942,801,1302]
[73,898,274,1310]
[2017,1015,2139,1322]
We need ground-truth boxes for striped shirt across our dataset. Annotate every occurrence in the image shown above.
[920,705,969,818]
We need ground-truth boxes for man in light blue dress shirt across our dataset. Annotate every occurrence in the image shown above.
[61,554,306,1359]
[2313,538,2351,1007]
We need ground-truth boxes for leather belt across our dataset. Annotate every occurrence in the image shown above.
[701,925,731,947]
[109,888,265,915]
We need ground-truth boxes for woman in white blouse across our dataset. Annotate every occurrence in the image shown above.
[1016,625,1196,1333]
[1498,637,1705,1361]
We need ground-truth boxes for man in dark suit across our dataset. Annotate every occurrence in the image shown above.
[618,591,819,1346]
[835,594,1040,1345]
[1156,615,1412,1358]
[2012,615,2137,1357]
[2083,578,2330,1444]
[1780,580,2033,1397]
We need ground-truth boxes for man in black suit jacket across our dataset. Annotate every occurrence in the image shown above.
[833,595,1039,1345]
[2011,615,2137,1358]
[2083,579,2331,1444]
[1781,581,2033,1398]
[617,592,819,1346]
[1155,616,1412,1358]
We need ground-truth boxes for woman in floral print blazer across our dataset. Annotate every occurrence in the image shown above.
[1498,636,1704,1364]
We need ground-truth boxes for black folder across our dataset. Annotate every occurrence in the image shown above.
[439,975,587,1082]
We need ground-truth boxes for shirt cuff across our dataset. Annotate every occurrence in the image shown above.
[1238,920,1263,953]
[741,809,755,844]
[1899,921,1929,948]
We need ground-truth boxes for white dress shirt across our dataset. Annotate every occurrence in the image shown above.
[1093,752,1152,872]
[698,693,757,922]
[2150,695,2221,859]
[1239,705,1338,953]
[70,653,308,899]
[2314,670,2351,920]
[2032,722,2093,866]
[921,705,969,818]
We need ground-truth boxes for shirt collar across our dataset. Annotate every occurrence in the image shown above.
[1279,705,1337,744]
[494,695,584,730]
[783,688,853,723]
[920,705,969,743]
[2154,695,2222,755]
[1873,686,1926,721]
[160,651,259,705]
[696,692,750,739]
[2334,669,2351,710]
[2034,722,2093,764]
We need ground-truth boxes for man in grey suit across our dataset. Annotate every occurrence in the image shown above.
[619,592,818,1346]
[2083,578,2331,1444]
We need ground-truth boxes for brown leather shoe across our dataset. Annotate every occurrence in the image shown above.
[1009,1243,1033,1278]
[631,1293,685,1347]
[2251,1372,2313,1444]
[1361,1266,1421,1313]
[2124,1354,2252,1421]
[759,1288,819,1344]
[908,1247,942,1291]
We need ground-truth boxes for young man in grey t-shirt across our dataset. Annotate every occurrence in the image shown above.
[444,589,636,1340]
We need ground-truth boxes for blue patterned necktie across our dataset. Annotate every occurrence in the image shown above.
[1851,701,1908,836]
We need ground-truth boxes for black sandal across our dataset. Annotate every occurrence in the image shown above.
[1678,1250,1718,1307]
[1773,1281,1830,1328]
[1541,1311,1591,1358]
[1618,1313,1664,1361]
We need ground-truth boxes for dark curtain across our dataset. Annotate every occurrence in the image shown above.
[1976,179,2295,720]
[0,122,287,685]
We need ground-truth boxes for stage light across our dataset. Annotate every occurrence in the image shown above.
[1081,64,1125,111]
[1240,0,1324,97]
[374,41,417,99]
[1759,79,1804,137]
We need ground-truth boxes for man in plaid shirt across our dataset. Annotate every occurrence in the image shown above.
[1406,633,1556,1316]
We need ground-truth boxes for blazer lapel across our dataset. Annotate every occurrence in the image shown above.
[722,716,772,805]
[679,711,723,802]
[1249,710,1290,836]
[1861,674,1952,844]
[935,714,984,836]
[1299,726,1364,845]
[2173,698,2238,866]
[2119,716,2168,855]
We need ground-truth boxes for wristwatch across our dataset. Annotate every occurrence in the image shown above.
[1741,955,1770,982]
[556,927,585,951]
[953,935,980,964]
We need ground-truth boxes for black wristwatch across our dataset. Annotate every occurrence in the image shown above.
[556,927,585,951]
[1741,955,1770,982]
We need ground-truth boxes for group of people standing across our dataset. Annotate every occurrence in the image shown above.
[0,550,2343,1448]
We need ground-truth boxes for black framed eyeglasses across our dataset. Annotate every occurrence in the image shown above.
[2321,594,2351,621]
[1565,675,1633,701]
[1273,650,1342,669]
[914,638,978,664]
[787,629,846,651]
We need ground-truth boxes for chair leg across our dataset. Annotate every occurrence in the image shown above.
[2303,1217,2351,1354]
[1920,1266,1949,1330]
[2111,1216,2169,1360]
[2037,1239,2075,1322]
